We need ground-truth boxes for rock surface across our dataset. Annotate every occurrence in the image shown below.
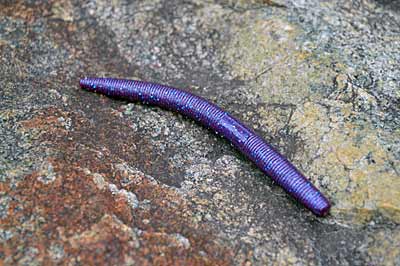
[0,0,399,265]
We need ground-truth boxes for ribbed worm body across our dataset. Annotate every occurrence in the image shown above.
[80,77,331,216]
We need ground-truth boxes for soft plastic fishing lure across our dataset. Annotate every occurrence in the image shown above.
[80,77,331,216]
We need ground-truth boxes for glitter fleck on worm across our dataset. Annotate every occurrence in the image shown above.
[80,77,331,216]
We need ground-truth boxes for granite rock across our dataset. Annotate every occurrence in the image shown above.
[0,0,399,265]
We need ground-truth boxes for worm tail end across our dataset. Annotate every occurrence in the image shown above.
[79,77,98,91]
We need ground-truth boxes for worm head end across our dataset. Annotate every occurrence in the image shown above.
[314,200,331,217]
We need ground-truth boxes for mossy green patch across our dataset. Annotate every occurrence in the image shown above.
[221,14,400,224]
[222,15,340,104]
[292,101,400,224]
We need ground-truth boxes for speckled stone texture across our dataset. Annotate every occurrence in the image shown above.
[0,0,399,265]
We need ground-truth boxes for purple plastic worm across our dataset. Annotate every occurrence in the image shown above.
[80,77,331,216]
